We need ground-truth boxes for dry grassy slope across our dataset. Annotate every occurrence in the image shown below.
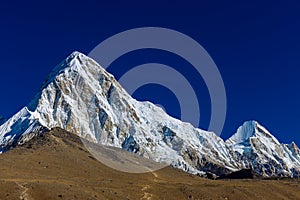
[0,128,299,200]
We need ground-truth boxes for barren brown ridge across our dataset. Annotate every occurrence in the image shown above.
[0,128,299,200]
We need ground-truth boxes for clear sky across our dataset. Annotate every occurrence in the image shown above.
[0,0,299,144]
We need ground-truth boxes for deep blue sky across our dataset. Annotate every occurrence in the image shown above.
[0,0,299,144]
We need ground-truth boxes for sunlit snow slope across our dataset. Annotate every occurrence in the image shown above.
[0,52,299,177]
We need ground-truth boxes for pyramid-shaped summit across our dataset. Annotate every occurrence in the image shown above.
[1,52,300,177]
[226,120,280,147]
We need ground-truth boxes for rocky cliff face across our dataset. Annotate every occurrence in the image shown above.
[0,52,300,177]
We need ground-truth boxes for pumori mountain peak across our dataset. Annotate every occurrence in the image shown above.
[0,51,300,177]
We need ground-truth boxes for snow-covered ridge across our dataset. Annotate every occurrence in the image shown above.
[0,51,300,177]
[226,121,300,177]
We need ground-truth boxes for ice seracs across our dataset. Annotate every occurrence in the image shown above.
[0,51,300,177]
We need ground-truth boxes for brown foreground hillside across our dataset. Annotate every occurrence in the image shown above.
[0,128,299,200]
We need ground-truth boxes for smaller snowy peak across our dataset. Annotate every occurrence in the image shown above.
[226,120,300,177]
[226,120,280,146]
[0,116,5,126]
[286,142,300,156]
[226,120,257,145]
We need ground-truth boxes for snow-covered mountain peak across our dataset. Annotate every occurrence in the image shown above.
[287,141,300,156]
[35,51,112,91]
[226,120,280,146]
[1,51,300,177]
[70,50,84,57]
[290,141,298,148]
[226,120,257,145]
[0,51,242,174]
[225,121,300,177]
